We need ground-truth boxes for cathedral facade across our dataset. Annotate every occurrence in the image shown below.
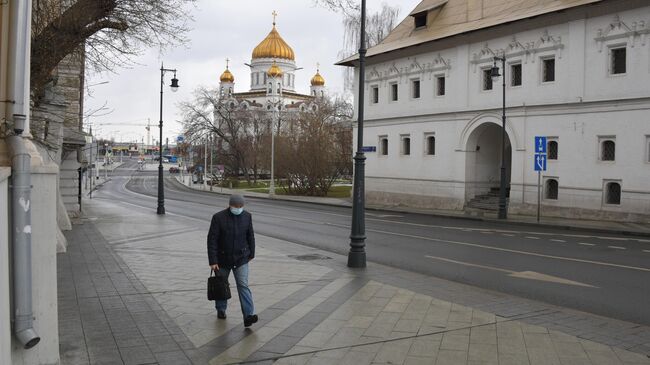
[338,0,650,222]
[217,15,325,113]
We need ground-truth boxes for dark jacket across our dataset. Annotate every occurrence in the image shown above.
[207,208,255,269]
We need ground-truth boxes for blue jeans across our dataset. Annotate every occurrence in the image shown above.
[214,264,254,318]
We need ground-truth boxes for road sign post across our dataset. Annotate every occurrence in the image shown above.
[534,136,548,223]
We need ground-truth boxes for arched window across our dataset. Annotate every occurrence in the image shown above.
[312,90,316,96]
[426,136,435,155]
[380,137,388,155]
[606,182,621,205]
[402,136,411,155]
[321,91,324,97]
[548,140,558,160]
[268,82,273,94]
[545,179,558,200]
[601,140,615,161]
[277,83,281,94]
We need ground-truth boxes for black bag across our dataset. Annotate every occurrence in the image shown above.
[207,270,231,301]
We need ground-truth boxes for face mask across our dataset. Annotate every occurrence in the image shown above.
[230,207,244,216]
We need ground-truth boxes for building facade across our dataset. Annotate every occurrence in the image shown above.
[339,0,650,222]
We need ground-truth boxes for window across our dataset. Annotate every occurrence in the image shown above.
[371,86,379,104]
[426,135,436,155]
[610,47,626,75]
[255,73,259,85]
[401,136,411,155]
[601,139,616,161]
[482,69,493,90]
[390,83,399,101]
[436,76,445,96]
[548,140,558,160]
[380,136,388,156]
[414,13,427,28]
[646,136,650,163]
[542,58,555,82]
[411,80,421,99]
[511,63,522,86]
[545,179,558,200]
[605,181,621,205]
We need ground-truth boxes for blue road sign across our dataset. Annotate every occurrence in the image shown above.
[361,146,377,153]
[535,136,547,153]
[534,154,547,171]
[176,135,185,143]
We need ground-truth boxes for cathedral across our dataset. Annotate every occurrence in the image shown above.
[217,13,326,113]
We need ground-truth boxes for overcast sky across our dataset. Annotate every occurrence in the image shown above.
[84,0,420,144]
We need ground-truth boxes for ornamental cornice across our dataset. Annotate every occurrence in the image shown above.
[595,15,650,51]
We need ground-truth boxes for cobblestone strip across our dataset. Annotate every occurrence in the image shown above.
[60,222,196,365]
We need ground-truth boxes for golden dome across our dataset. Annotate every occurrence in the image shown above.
[311,70,325,86]
[252,24,295,61]
[267,61,283,78]
[220,68,234,83]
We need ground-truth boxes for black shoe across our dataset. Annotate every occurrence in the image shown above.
[217,310,227,319]
[244,314,258,327]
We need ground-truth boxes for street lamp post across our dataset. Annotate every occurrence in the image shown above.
[348,0,368,268]
[267,95,281,197]
[490,56,508,219]
[157,63,179,215]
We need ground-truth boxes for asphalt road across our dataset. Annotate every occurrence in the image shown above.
[95,161,650,326]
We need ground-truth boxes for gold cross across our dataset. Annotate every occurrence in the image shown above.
[272,10,278,25]
[316,62,320,71]
[226,58,230,69]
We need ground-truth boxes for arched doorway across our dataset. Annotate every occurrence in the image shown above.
[464,122,512,203]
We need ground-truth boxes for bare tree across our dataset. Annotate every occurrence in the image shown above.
[276,97,353,196]
[31,0,195,100]
[179,87,270,184]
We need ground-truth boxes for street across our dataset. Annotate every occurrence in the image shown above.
[98,161,650,326]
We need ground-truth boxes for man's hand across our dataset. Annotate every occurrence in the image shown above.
[210,264,219,272]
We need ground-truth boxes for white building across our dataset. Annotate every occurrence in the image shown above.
[217,14,326,112]
[338,0,650,222]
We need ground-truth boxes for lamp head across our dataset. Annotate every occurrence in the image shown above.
[490,61,501,81]
[170,76,179,92]
[13,114,26,135]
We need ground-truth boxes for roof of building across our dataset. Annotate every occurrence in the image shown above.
[252,22,295,61]
[337,0,603,66]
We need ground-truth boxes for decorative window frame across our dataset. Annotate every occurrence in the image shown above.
[480,66,494,92]
[424,132,436,157]
[410,78,421,100]
[543,176,560,201]
[595,15,649,52]
[602,179,623,207]
[509,61,523,88]
[539,55,557,84]
[370,84,380,105]
[597,135,616,163]
[364,55,451,88]
[389,81,399,102]
[547,137,559,161]
[378,135,389,157]
[435,74,446,97]
[400,134,411,156]
[607,44,628,77]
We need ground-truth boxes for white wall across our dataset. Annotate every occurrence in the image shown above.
[351,3,650,220]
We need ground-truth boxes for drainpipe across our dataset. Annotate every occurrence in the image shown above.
[8,116,40,349]
[6,0,40,349]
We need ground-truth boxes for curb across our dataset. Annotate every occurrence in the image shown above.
[170,177,650,238]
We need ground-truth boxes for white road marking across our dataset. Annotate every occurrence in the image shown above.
[526,236,540,240]
[579,242,596,246]
[425,255,597,288]
[550,239,566,243]
[502,234,515,237]
[644,250,650,253]
[608,246,626,250]
[364,229,650,273]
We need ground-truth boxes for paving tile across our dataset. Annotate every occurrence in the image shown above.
[435,349,468,365]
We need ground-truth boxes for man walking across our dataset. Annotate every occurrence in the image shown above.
[207,194,258,327]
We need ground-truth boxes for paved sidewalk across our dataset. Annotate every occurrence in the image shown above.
[58,195,650,364]
[172,177,650,237]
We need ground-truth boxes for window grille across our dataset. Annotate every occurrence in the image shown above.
[548,140,558,160]
[601,140,615,161]
[611,47,626,75]
[543,58,555,82]
[482,69,493,90]
[436,76,445,96]
[606,182,621,205]
[511,64,522,86]
[412,80,420,99]
[391,83,398,101]
[402,137,411,155]
[427,136,436,155]
[381,138,388,155]
[371,87,379,104]
[545,179,558,200]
